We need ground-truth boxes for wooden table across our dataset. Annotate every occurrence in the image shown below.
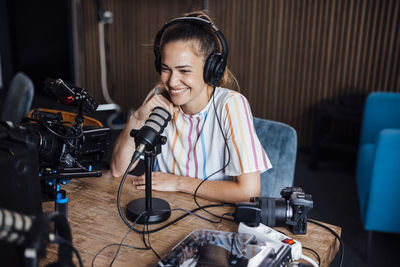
[42,171,341,267]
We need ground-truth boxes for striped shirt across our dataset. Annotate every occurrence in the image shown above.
[154,87,272,181]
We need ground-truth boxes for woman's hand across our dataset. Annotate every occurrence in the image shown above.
[134,91,178,122]
[132,172,181,191]
[111,89,177,178]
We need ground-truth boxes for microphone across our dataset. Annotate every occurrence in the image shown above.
[130,107,171,162]
[0,208,33,245]
[125,107,172,225]
[0,207,75,266]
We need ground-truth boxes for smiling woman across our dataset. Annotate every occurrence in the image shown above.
[160,41,212,114]
[110,11,271,203]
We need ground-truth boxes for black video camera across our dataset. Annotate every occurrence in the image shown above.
[2,78,111,201]
[234,187,313,234]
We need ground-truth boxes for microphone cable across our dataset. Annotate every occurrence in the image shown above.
[109,211,148,266]
[50,234,84,267]
[92,210,150,267]
[307,219,344,267]
[143,223,161,260]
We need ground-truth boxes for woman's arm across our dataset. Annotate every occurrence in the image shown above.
[110,92,178,178]
[132,172,261,203]
[110,113,143,178]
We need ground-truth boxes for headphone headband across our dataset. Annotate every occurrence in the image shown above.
[154,16,229,86]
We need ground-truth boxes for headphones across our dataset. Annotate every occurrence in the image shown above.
[154,17,229,86]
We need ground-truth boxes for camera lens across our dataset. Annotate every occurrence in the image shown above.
[259,198,288,227]
[33,126,63,165]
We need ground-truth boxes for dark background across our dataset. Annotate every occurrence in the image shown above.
[0,0,74,102]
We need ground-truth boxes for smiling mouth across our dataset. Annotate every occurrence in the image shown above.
[169,87,189,95]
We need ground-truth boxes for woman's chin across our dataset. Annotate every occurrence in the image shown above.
[170,95,188,106]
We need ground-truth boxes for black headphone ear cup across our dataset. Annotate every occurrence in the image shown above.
[204,53,225,86]
[204,53,219,85]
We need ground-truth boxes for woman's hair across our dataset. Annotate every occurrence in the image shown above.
[159,11,239,91]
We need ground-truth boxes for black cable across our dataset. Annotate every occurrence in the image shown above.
[221,212,234,218]
[93,210,149,267]
[40,116,84,140]
[302,246,321,267]
[145,223,161,259]
[91,244,149,267]
[193,85,232,221]
[118,201,211,266]
[117,154,139,229]
[119,203,233,235]
[307,219,344,267]
[108,210,148,266]
[53,236,84,267]
[141,223,147,248]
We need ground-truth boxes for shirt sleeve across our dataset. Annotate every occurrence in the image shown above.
[221,93,272,176]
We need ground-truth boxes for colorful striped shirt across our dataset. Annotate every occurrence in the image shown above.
[154,87,272,181]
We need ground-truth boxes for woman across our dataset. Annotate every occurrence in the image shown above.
[111,11,271,203]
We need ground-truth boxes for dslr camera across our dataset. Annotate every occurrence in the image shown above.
[234,187,313,234]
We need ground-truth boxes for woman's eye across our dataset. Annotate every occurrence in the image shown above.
[161,67,170,72]
[180,70,190,74]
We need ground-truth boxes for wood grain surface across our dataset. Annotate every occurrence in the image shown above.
[41,171,341,267]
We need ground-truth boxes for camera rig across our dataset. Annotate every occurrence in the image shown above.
[24,78,111,201]
[0,78,110,266]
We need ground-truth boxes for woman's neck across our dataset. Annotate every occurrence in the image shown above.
[181,85,214,115]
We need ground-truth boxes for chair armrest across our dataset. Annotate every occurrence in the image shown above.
[364,129,400,232]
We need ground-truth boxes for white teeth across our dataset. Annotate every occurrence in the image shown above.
[171,88,188,94]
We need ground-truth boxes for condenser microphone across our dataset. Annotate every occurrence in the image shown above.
[0,207,33,245]
[130,106,172,163]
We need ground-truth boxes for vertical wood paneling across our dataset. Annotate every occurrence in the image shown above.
[79,0,201,111]
[209,0,400,147]
[79,0,400,147]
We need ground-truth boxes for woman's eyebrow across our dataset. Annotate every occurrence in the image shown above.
[161,63,193,69]
[175,65,193,69]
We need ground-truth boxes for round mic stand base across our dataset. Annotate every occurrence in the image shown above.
[126,197,171,224]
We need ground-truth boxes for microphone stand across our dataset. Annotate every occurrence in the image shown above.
[125,134,171,224]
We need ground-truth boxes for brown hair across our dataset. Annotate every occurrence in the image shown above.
[159,11,240,91]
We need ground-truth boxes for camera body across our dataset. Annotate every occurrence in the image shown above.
[234,187,313,234]
[27,109,110,172]
[1,78,111,201]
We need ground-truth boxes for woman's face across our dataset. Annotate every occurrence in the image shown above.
[160,40,212,115]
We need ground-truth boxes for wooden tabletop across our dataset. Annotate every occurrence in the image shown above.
[42,171,341,267]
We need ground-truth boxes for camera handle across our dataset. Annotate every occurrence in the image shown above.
[47,168,102,234]
[54,183,68,238]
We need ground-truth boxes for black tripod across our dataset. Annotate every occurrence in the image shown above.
[125,133,171,224]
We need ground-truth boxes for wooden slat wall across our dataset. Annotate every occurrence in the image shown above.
[79,0,202,111]
[79,0,400,147]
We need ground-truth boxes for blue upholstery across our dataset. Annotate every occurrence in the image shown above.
[355,92,400,233]
[253,117,297,197]
[1,72,34,123]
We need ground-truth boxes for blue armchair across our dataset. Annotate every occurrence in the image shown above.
[253,117,297,197]
[355,92,400,234]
